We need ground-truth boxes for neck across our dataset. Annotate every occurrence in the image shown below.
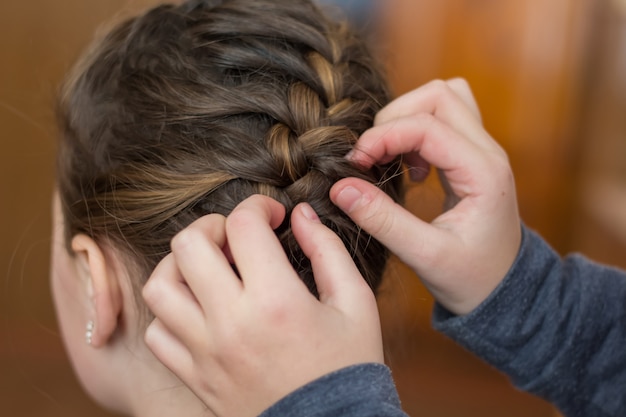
[122,347,214,417]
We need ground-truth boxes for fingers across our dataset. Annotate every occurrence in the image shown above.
[351,114,488,200]
[290,203,376,312]
[225,195,298,292]
[144,213,239,352]
[352,79,495,169]
[145,318,194,381]
[170,214,242,312]
[446,78,482,122]
[145,196,292,331]
[330,178,449,274]
[142,254,207,344]
[375,79,483,139]
[143,197,386,417]
[291,202,383,365]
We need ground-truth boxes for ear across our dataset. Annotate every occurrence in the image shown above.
[71,234,123,348]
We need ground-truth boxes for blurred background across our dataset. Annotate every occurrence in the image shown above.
[1,0,625,416]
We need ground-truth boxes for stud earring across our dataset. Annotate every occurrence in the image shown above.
[85,320,95,345]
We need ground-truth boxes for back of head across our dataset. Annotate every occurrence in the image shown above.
[57,0,404,303]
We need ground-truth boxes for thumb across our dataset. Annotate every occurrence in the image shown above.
[330,178,446,272]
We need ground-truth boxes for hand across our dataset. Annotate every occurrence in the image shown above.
[142,195,383,417]
[332,79,522,315]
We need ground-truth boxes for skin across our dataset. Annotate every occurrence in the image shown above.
[142,78,523,416]
[333,78,521,315]
[143,196,384,417]
[50,194,215,417]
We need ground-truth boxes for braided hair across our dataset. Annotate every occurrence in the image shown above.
[57,0,404,303]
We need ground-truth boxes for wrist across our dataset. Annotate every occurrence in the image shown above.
[259,363,400,417]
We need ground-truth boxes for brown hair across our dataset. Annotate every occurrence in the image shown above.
[56,0,403,303]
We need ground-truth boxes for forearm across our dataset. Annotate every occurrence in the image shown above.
[433,225,626,417]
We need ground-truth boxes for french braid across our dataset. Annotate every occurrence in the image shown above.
[57,0,404,305]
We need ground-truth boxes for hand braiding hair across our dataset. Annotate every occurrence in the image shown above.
[57,0,404,304]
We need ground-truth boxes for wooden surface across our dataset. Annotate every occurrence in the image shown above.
[2,1,625,416]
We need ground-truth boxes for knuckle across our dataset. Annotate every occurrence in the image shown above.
[203,317,242,361]
[447,77,470,91]
[309,228,345,259]
[429,79,459,104]
[142,285,167,312]
[225,206,256,232]
[172,214,226,252]
[256,293,292,326]
[413,112,437,132]
[428,78,448,92]
[309,243,340,268]
[141,276,162,306]
[171,225,203,252]
[366,205,396,239]
[141,280,155,305]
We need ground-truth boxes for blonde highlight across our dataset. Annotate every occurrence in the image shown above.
[56,0,404,307]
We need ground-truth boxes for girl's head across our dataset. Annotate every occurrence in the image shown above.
[51,0,403,414]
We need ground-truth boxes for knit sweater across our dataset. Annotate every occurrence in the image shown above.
[260,225,626,417]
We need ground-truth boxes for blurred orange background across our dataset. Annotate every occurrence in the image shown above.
[2,0,625,416]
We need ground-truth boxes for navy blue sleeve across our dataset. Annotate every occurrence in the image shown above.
[433,225,626,417]
[258,363,408,417]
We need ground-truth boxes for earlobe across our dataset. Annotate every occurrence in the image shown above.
[71,234,123,348]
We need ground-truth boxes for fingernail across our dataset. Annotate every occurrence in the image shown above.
[345,150,355,160]
[335,186,364,213]
[300,203,320,222]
